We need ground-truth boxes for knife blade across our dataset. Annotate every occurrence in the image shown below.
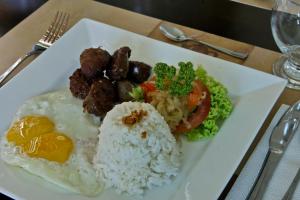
[246,100,300,200]
[282,168,300,200]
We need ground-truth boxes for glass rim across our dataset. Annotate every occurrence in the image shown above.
[289,0,300,6]
[272,0,300,11]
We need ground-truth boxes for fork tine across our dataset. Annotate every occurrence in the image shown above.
[59,13,69,37]
[45,11,65,43]
[42,11,59,42]
[39,11,69,47]
[52,13,69,42]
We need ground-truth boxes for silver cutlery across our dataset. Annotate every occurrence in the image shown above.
[282,168,300,200]
[159,23,249,60]
[0,11,69,87]
[246,100,300,200]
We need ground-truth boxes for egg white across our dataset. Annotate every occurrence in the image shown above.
[0,88,104,196]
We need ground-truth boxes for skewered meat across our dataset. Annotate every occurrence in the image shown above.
[69,68,91,99]
[80,47,111,79]
[107,46,131,80]
[70,46,153,118]
[117,80,134,102]
[83,78,116,117]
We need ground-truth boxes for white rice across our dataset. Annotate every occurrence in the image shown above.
[93,102,181,195]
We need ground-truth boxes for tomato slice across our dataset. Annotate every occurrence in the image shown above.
[187,80,203,111]
[174,80,211,134]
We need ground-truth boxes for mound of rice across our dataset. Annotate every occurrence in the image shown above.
[94,102,181,195]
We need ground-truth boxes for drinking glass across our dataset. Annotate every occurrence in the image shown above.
[271,0,300,90]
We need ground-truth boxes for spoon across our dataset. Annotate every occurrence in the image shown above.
[159,24,249,60]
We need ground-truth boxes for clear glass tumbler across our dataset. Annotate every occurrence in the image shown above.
[271,0,300,90]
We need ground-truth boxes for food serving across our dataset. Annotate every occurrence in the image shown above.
[94,102,180,195]
[69,46,151,117]
[0,89,103,196]
[0,45,233,198]
[130,62,233,140]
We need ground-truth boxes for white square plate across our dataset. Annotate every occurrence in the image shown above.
[0,19,286,200]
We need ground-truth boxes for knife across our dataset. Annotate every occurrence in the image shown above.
[282,168,300,200]
[246,100,300,200]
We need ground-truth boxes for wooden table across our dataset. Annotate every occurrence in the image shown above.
[231,0,274,10]
[0,0,299,199]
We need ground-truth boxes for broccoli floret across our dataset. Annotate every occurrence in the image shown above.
[153,62,176,90]
[170,62,195,96]
[153,61,195,96]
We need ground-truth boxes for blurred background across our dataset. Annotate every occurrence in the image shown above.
[0,0,279,50]
[0,0,279,52]
[0,0,46,35]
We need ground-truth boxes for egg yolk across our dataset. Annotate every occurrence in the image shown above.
[6,116,73,163]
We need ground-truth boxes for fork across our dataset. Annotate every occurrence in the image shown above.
[0,11,69,86]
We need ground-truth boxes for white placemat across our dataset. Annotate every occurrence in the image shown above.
[226,104,300,200]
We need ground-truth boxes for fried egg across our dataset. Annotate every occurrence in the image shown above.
[0,88,103,196]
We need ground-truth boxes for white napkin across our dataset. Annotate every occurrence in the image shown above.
[226,104,300,200]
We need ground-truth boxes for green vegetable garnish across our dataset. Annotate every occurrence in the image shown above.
[129,86,144,102]
[153,62,176,90]
[153,61,195,96]
[186,66,233,141]
[170,62,195,96]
